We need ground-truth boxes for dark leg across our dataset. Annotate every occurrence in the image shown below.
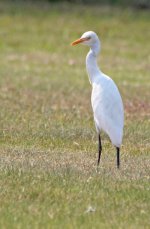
[97,134,102,166]
[116,147,120,169]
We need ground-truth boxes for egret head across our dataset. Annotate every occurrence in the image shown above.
[71,31,100,47]
[71,31,100,55]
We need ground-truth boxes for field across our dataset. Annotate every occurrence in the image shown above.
[0,1,150,228]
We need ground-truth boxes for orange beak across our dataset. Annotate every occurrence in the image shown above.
[71,37,90,46]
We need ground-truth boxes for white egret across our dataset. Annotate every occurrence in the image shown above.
[71,31,124,168]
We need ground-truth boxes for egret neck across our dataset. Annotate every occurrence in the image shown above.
[86,42,101,84]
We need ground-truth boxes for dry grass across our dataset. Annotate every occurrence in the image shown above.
[0,1,150,229]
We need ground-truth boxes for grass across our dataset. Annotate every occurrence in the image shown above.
[0,1,150,228]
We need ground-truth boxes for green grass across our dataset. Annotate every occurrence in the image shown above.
[0,1,150,228]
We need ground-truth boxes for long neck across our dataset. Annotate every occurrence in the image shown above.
[86,43,101,84]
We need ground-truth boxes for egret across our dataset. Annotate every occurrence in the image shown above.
[71,31,124,168]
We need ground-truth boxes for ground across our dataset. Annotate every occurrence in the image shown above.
[0,1,149,229]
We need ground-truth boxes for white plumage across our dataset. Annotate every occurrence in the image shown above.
[71,31,124,168]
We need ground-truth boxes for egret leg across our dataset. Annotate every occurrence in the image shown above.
[97,134,102,166]
[116,147,120,169]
